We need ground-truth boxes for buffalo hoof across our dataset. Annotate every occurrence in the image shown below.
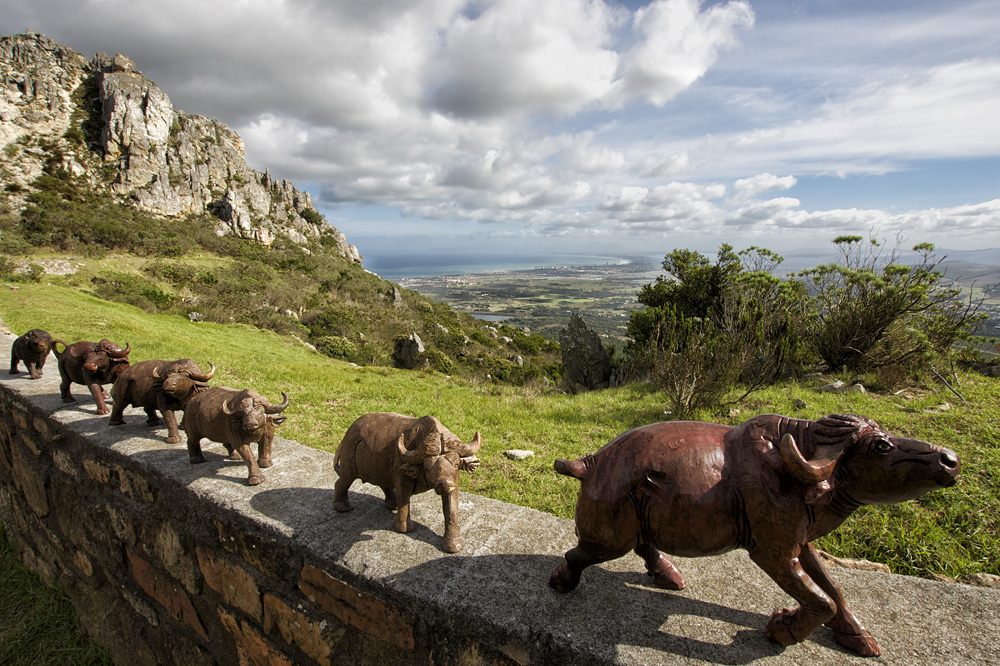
[166,435,181,444]
[764,608,800,647]
[247,474,265,486]
[8,369,18,375]
[549,563,581,593]
[833,629,881,657]
[96,407,110,415]
[146,417,164,426]
[228,451,242,461]
[333,500,353,512]
[189,454,207,464]
[108,418,125,426]
[62,396,76,403]
[258,458,273,468]
[648,555,685,590]
[394,519,414,534]
[442,537,464,553]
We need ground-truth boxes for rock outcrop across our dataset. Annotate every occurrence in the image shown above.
[0,30,361,263]
[559,313,612,393]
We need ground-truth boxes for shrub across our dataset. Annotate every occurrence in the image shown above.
[315,335,358,360]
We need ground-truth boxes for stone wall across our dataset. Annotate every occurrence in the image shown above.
[2,334,999,666]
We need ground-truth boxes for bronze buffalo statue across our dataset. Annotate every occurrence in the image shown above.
[550,413,960,657]
[9,328,54,379]
[333,413,482,553]
[109,359,216,442]
[182,387,289,485]
[52,338,131,414]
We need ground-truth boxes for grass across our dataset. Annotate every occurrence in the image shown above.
[0,526,112,665]
[1,282,997,660]
[2,283,996,580]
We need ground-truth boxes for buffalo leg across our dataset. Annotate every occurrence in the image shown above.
[635,542,685,590]
[88,382,110,414]
[60,377,75,403]
[799,543,881,657]
[257,431,273,468]
[107,401,127,426]
[394,476,416,534]
[187,435,207,463]
[144,407,164,427]
[162,410,181,444]
[381,487,397,510]
[550,540,630,593]
[440,490,463,553]
[233,444,265,485]
[8,354,18,374]
[332,472,356,512]
[750,547,837,648]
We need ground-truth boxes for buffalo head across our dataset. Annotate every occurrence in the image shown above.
[397,428,482,496]
[83,339,130,375]
[153,360,216,403]
[222,389,290,434]
[778,414,960,506]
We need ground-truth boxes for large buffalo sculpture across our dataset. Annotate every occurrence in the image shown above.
[549,413,960,657]
[333,413,482,553]
[108,359,216,442]
[53,339,131,414]
[182,387,289,485]
[9,328,54,379]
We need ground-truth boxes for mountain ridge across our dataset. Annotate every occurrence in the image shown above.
[1,30,360,263]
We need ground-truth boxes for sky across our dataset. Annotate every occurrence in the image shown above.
[3,0,999,265]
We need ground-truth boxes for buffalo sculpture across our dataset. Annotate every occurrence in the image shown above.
[333,413,482,553]
[182,387,289,485]
[549,413,960,657]
[109,359,216,442]
[53,339,131,414]
[9,328,54,379]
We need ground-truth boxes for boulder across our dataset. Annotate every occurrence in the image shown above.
[559,313,611,394]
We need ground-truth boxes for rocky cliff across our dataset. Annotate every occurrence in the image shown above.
[1,30,361,262]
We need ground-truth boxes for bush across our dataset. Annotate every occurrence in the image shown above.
[315,335,358,360]
[800,235,987,372]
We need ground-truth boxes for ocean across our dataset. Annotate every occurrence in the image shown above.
[361,252,634,280]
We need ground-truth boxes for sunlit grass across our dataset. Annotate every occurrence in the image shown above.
[1,283,997,579]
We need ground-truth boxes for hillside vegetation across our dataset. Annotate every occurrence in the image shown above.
[1,284,996,581]
[0,174,560,385]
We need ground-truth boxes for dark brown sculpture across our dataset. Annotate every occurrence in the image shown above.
[550,413,960,657]
[182,386,289,485]
[53,338,131,414]
[108,359,216,442]
[9,328,54,379]
[333,413,482,553]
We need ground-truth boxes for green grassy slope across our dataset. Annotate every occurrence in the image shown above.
[1,283,997,579]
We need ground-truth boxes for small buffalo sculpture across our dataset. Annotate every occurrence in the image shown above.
[53,338,131,414]
[549,413,960,657]
[333,413,481,553]
[109,359,216,442]
[9,328,54,379]
[182,387,289,485]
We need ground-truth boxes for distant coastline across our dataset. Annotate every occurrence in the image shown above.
[363,252,638,280]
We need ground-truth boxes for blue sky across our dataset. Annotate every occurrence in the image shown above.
[2,0,998,261]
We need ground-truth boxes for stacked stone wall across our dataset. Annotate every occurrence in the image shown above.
[0,376,512,666]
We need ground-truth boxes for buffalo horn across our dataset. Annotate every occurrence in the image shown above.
[189,362,216,383]
[151,364,164,380]
[397,433,425,465]
[106,341,130,359]
[460,431,482,457]
[222,394,239,415]
[263,391,289,414]
[779,433,838,484]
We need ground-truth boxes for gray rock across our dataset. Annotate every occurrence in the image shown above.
[502,449,535,461]
[559,313,611,393]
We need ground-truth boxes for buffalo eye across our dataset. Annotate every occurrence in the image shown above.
[873,439,894,454]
